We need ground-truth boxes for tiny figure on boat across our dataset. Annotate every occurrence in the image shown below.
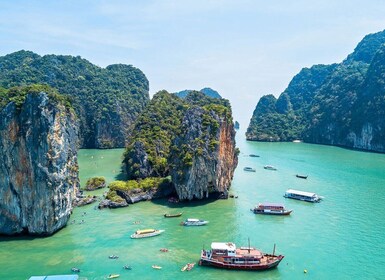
[71,267,80,272]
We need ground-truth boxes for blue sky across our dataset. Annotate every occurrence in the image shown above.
[1,0,385,128]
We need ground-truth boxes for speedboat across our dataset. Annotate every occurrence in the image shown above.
[107,274,120,279]
[130,229,164,239]
[181,218,209,226]
[264,165,277,170]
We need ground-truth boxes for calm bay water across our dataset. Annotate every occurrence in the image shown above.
[1,134,385,279]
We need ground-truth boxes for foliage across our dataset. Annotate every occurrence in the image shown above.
[108,177,172,193]
[0,84,73,111]
[0,50,149,147]
[84,176,106,190]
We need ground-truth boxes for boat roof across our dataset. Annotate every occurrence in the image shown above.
[29,276,79,280]
[259,202,285,207]
[211,242,236,251]
[136,229,156,234]
[186,218,200,222]
[286,189,317,197]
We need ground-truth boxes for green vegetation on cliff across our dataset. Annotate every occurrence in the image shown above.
[0,50,149,148]
[0,84,72,110]
[124,90,232,179]
[246,29,385,152]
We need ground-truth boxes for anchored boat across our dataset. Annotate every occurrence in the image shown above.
[200,242,284,270]
[181,218,209,226]
[243,167,256,172]
[284,189,322,203]
[164,212,183,218]
[264,165,277,171]
[251,203,292,215]
[130,229,165,239]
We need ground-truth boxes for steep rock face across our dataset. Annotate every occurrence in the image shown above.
[0,92,79,235]
[170,107,238,200]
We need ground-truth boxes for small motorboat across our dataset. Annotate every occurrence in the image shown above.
[123,265,132,270]
[107,274,120,279]
[71,267,80,272]
[296,174,308,179]
[249,154,260,157]
[152,265,162,269]
[264,165,277,171]
[130,229,165,239]
[181,218,209,226]
[109,255,119,259]
[164,212,183,218]
[243,167,256,172]
[160,248,169,252]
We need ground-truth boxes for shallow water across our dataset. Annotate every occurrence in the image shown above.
[1,135,385,279]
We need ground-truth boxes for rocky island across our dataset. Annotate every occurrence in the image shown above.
[102,90,238,206]
[246,29,385,153]
[0,85,79,235]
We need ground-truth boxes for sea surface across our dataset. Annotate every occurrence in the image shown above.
[1,133,385,280]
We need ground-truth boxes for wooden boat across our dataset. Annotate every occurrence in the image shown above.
[152,265,162,269]
[130,229,165,239]
[181,218,209,226]
[284,189,322,203]
[159,248,169,252]
[107,274,120,279]
[250,203,292,216]
[243,167,256,172]
[200,242,284,270]
[164,212,183,218]
[296,174,308,179]
[264,165,277,171]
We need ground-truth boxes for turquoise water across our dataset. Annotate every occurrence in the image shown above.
[1,135,385,279]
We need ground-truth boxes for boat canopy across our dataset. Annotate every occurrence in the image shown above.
[136,229,156,234]
[259,202,285,208]
[211,242,236,251]
[286,189,317,197]
[186,218,200,222]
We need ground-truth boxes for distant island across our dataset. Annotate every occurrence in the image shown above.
[246,29,385,153]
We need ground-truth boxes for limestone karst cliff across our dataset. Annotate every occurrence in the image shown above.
[246,29,385,152]
[120,90,238,201]
[0,87,79,235]
[170,106,238,200]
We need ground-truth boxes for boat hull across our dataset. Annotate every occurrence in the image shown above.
[199,255,284,271]
[251,209,292,216]
[164,213,182,218]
